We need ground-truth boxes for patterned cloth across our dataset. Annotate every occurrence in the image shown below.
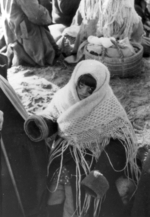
[52,166,71,185]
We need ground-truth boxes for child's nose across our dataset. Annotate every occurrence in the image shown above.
[82,86,89,95]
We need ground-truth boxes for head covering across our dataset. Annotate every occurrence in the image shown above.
[44,60,139,216]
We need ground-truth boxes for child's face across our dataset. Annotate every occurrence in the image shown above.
[76,81,95,100]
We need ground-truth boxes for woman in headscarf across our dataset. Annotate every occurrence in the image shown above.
[24,60,140,217]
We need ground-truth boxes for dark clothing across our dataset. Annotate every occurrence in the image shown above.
[52,0,81,26]
[45,133,129,217]
[0,78,49,217]
[1,0,57,67]
[94,139,127,217]
[131,152,150,217]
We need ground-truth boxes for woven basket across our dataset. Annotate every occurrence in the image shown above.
[84,42,143,78]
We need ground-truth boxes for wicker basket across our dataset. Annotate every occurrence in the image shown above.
[84,42,144,78]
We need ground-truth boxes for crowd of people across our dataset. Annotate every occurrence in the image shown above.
[0,1,150,217]
[0,0,149,68]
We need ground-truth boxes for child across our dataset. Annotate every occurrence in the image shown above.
[25,60,140,217]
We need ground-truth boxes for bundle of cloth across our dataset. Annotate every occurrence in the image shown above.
[86,36,136,58]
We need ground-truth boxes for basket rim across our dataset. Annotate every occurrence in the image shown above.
[84,41,143,61]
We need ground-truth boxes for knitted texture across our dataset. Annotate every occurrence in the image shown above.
[43,60,140,216]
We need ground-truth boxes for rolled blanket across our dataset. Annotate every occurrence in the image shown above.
[24,115,49,142]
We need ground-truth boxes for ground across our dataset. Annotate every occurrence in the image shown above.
[7,57,150,148]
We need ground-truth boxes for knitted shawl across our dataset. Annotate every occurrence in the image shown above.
[44,60,139,215]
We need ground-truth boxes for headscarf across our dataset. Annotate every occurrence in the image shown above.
[44,60,139,215]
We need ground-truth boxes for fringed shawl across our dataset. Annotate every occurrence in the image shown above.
[97,0,141,38]
[77,0,141,39]
[43,60,140,216]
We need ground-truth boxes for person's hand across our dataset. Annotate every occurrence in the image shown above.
[0,111,4,131]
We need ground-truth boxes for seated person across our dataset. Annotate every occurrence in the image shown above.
[60,0,144,62]
[24,60,140,217]
[0,0,58,67]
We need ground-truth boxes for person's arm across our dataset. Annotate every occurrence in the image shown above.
[18,0,52,25]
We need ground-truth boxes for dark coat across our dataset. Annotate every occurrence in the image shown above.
[52,0,81,26]
[0,73,49,217]
[131,152,150,217]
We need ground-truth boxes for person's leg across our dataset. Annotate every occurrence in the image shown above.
[47,184,65,217]
[63,185,76,217]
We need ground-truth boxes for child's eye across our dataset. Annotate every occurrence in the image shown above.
[79,82,84,88]
[88,87,94,94]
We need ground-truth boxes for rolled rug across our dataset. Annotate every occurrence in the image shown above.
[81,170,109,198]
[24,115,49,142]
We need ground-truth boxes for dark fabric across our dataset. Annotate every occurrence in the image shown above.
[44,138,130,217]
[45,142,93,217]
[52,0,81,26]
[44,118,58,137]
[94,139,127,217]
[0,78,49,217]
[39,0,52,17]
[0,53,8,79]
[135,5,145,23]
[131,152,150,217]
[1,0,57,67]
